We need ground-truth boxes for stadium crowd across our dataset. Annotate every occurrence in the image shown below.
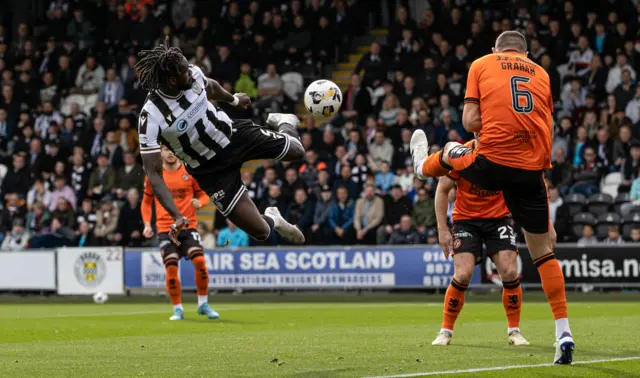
[0,0,639,250]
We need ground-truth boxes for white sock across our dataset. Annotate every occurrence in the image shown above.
[265,212,280,228]
[173,304,183,311]
[440,328,453,335]
[416,159,426,180]
[508,327,520,335]
[197,295,208,306]
[555,318,571,339]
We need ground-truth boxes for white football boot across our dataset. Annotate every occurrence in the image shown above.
[431,330,453,346]
[265,207,305,245]
[410,129,430,180]
[508,330,530,346]
[266,113,300,131]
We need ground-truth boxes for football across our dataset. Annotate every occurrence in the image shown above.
[304,80,343,117]
[93,292,109,304]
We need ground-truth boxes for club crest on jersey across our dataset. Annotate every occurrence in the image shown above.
[192,83,202,95]
[182,174,189,181]
[176,119,188,132]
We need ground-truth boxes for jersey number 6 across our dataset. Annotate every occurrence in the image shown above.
[510,76,534,114]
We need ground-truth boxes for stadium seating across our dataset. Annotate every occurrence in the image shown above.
[596,212,622,240]
[565,193,587,217]
[572,212,597,240]
[586,193,614,216]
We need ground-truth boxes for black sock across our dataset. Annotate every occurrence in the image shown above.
[278,123,301,141]
[262,214,275,229]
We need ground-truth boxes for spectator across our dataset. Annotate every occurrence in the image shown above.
[333,164,359,200]
[388,215,421,245]
[378,94,401,126]
[281,167,305,204]
[115,151,144,199]
[2,193,27,233]
[619,141,640,193]
[412,187,436,234]
[66,9,93,50]
[311,184,332,244]
[561,78,587,117]
[354,42,387,88]
[25,202,50,234]
[70,152,90,202]
[285,188,313,234]
[98,68,125,110]
[328,186,354,245]
[298,149,327,188]
[1,218,29,251]
[570,147,604,196]
[259,184,286,215]
[66,55,104,114]
[76,198,97,231]
[368,130,394,171]
[549,147,573,193]
[613,69,635,111]
[26,179,52,210]
[34,102,64,139]
[625,86,640,124]
[603,225,624,244]
[234,63,257,99]
[75,221,97,247]
[567,36,593,78]
[548,187,563,225]
[87,154,116,200]
[337,73,372,126]
[375,161,395,193]
[377,184,413,244]
[586,55,608,104]
[48,177,76,212]
[102,131,124,169]
[93,199,119,246]
[254,63,283,114]
[217,219,249,247]
[577,224,598,246]
[197,222,216,249]
[51,197,76,229]
[630,227,640,243]
[594,127,615,171]
[113,188,143,247]
[2,154,31,198]
[606,54,636,94]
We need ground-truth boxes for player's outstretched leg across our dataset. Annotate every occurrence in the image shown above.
[163,253,184,320]
[433,253,474,346]
[524,232,574,364]
[492,250,529,346]
[228,191,305,245]
[187,249,219,319]
[411,130,464,179]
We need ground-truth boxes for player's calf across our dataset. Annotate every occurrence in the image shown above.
[163,252,184,320]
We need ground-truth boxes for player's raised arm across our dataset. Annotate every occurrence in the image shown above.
[203,75,251,109]
[138,110,187,243]
[435,175,456,258]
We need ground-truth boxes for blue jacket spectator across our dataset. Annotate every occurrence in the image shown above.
[375,161,396,193]
[328,186,355,245]
[217,220,249,248]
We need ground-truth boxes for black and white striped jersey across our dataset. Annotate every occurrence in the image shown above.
[138,65,233,169]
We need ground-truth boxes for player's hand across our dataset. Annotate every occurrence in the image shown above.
[191,198,202,210]
[438,228,453,259]
[142,224,154,238]
[169,215,189,246]
[233,93,251,109]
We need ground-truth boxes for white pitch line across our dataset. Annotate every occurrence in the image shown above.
[364,356,640,378]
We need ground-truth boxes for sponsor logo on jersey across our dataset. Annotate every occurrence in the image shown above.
[74,251,107,288]
[177,119,188,131]
[182,174,189,181]
[192,83,203,95]
[453,231,472,239]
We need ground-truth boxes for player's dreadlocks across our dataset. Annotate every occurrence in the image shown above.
[135,39,185,91]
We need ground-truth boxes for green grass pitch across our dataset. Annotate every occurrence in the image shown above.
[0,294,638,377]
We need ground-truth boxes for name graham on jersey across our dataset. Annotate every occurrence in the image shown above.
[187,97,208,119]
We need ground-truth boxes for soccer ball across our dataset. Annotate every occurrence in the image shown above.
[304,80,342,117]
[93,292,109,304]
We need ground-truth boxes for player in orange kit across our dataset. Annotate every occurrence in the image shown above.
[410,31,574,364]
[431,141,528,347]
[142,145,219,320]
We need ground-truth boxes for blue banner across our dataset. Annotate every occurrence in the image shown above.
[124,247,482,289]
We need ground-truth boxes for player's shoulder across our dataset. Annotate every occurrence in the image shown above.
[470,53,496,68]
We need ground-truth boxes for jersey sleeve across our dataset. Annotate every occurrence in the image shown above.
[141,177,154,224]
[192,176,210,207]
[464,59,481,104]
[138,109,162,155]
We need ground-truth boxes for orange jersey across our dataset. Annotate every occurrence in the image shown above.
[464,51,553,170]
[141,164,209,233]
[449,141,510,221]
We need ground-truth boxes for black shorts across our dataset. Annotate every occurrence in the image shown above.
[457,154,549,234]
[187,119,295,217]
[158,228,202,258]
[452,217,518,263]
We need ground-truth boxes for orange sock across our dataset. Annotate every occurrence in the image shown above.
[442,279,467,331]
[534,253,568,320]
[165,259,181,306]
[502,278,522,329]
[420,150,451,177]
[191,253,209,296]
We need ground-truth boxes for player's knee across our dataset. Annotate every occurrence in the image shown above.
[253,225,272,241]
[499,265,518,282]
[453,269,473,286]
[163,253,179,267]
[285,139,305,161]
[188,248,204,260]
